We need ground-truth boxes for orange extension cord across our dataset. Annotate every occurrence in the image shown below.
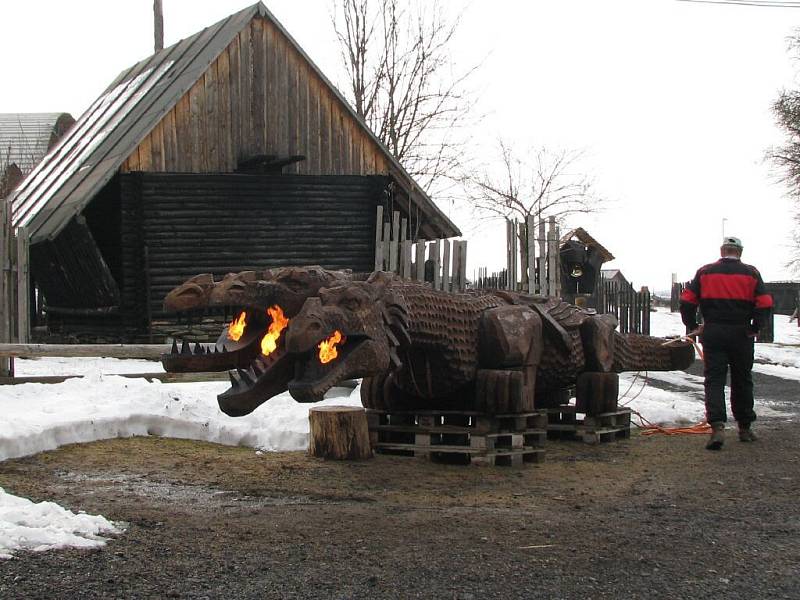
[621,336,711,436]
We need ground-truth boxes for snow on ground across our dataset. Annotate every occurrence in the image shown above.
[625,308,799,424]
[0,488,121,560]
[0,371,359,559]
[0,307,797,558]
[0,374,362,462]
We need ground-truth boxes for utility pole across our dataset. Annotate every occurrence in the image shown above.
[154,0,164,52]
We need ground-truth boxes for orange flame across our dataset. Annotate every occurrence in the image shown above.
[318,330,345,364]
[261,305,290,356]
[227,311,247,341]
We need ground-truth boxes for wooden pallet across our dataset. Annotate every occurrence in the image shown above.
[366,409,547,466]
[546,405,632,444]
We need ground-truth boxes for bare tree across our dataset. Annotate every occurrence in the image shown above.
[462,139,604,284]
[332,0,478,193]
[464,139,601,223]
[770,33,800,273]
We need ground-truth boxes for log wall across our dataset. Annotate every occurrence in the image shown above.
[120,16,389,177]
[120,172,386,322]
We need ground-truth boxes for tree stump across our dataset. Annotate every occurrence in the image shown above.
[308,406,373,460]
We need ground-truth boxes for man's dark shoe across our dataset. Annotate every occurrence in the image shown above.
[706,422,725,450]
[738,425,758,442]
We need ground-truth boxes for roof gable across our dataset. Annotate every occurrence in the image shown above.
[10,2,459,244]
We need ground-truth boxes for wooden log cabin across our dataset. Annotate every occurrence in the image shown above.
[8,2,460,342]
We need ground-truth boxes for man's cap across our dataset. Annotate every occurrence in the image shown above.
[721,236,743,249]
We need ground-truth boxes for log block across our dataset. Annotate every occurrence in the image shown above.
[308,406,373,460]
[575,372,619,416]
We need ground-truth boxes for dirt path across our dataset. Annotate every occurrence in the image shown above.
[1,412,798,599]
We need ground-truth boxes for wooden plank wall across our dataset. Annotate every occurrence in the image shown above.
[121,17,389,177]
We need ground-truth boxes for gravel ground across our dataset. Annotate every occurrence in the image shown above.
[1,367,798,599]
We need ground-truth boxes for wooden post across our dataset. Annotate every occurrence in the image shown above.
[526,215,536,294]
[16,225,30,344]
[154,0,164,52]
[382,222,391,272]
[0,201,12,377]
[505,220,511,290]
[431,240,441,289]
[458,241,467,292]
[451,240,461,291]
[538,219,547,296]
[374,205,384,271]
[389,211,400,273]
[547,217,558,299]
[308,406,372,460]
[401,240,412,279]
[506,219,518,291]
[414,240,425,282]
[441,239,451,293]
[554,223,561,298]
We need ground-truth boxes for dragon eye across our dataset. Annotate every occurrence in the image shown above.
[282,278,303,292]
[343,297,362,311]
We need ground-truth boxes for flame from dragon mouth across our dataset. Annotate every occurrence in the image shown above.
[227,311,247,341]
[318,330,345,364]
[261,305,289,356]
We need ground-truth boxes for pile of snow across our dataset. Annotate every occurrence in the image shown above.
[0,487,120,559]
[0,372,361,462]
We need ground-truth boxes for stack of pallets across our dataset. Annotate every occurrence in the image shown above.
[366,409,547,466]
[546,405,632,444]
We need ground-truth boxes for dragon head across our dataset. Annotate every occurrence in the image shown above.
[163,273,216,313]
[285,272,411,402]
[212,266,354,416]
[162,267,351,398]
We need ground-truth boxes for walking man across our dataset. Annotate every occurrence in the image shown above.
[679,236,773,450]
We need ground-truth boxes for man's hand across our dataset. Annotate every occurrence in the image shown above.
[687,325,704,339]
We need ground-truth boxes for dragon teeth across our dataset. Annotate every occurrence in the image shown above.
[228,370,239,388]
[237,368,254,386]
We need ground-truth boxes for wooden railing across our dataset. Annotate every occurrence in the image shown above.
[374,206,467,292]
[0,342,229,385]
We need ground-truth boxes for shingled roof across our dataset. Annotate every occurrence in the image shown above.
[10,2,459,244]
[560,227,615,263]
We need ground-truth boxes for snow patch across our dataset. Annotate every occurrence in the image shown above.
[0,487,121,560]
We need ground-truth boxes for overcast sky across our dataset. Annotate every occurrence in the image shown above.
[1,0,798,291]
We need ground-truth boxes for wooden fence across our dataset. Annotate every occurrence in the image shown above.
[473,215,561,296]
[0,199,31,377]
[596,280,651,335]
[374,206,468,292]
[0,342,230,385]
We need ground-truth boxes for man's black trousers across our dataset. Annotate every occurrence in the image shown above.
[702,323,756,425]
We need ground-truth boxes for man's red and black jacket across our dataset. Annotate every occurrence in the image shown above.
[679,257,773,332]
